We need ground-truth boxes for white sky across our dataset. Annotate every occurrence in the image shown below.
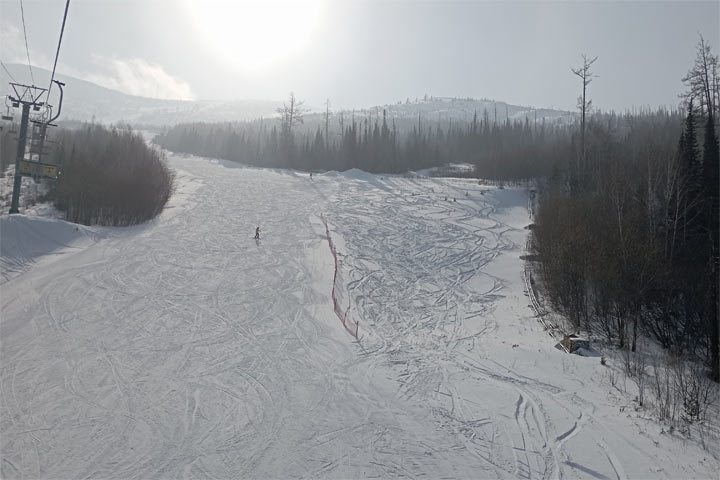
[0,0,718,111]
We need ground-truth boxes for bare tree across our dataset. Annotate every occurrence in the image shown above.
[276,92,308,141]
[571,54,599,189]
[275,92,308,165]
[324,98,331,151]
[682,34,719,120]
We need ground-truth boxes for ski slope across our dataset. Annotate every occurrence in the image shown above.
[1,153,718,479]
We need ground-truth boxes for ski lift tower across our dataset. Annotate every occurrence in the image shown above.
[7,80,65,213]
[7,82,46,214]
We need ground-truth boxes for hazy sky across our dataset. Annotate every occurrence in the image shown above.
[1,0,718,112]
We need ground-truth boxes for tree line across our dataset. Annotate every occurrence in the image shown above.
[154,95,574,181]
[533,38,719,382]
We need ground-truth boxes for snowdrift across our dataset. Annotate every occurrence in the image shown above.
[0,215,99,283]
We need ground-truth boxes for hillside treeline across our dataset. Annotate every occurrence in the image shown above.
[0,122,18,175]
[49,124,174,226]
[534,41,719,382]
[154,110,573,180]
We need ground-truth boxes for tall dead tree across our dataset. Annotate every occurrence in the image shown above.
[682,35,720,120]
[276,92,307,138]
[324,98,331,151]
[571,54,598,190]
[276,92,308,165]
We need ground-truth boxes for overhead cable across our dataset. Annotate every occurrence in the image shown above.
[0,60,18,84]
[19,0,35,85]
[46,0,71,103]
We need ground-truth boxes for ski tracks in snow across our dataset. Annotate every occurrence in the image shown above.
[2,161,699,479]
[2,159,363,478]
[324,175,637,479]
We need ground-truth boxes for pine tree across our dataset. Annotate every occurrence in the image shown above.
[702,113,719,381]
[680,101,703,250]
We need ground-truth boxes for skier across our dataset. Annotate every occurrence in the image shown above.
[254,226,261,239]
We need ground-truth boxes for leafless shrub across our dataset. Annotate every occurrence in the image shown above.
[607,361,619,389]
[646,353,718,430]
[622,348,648,406]
[674,360,716,423]
[650,355,681,422]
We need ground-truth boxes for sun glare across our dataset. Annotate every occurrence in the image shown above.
[184,0,323,71]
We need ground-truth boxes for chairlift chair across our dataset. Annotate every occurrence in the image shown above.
[2,100,12,121]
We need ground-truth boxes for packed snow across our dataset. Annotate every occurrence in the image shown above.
[1,152,718,479]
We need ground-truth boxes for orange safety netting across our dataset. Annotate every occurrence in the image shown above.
[321,216,358,338]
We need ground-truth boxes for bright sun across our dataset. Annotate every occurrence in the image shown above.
[184,0,323,71]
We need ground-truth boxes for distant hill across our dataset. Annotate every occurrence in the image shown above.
[322,96,575,126]
[289,96,575,140]
[1,64,574,128]
[0,63,283,126]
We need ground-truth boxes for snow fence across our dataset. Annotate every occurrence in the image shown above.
[321,216,359,338]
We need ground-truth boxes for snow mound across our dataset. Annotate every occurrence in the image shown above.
[341,168,377,181]
[0,215,98,283]
[319,169,388,188]
[408,167,438,177]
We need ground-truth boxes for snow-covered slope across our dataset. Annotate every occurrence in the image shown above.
[1,154,717,479]
[0,215,102,283]
[0,64,281,125]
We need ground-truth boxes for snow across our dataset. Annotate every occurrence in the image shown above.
[0,215,99,283]
[1,153,718,479]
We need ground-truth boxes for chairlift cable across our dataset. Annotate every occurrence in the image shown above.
[0,60,18,84]
[46,0,71,104]
[19,0,35,85]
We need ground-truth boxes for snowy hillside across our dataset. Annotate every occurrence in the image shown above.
[289,96,577,141]
[1,64,573,128]
[0,64,281,125]
[314,96,575,125]
[1,153,718,479]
